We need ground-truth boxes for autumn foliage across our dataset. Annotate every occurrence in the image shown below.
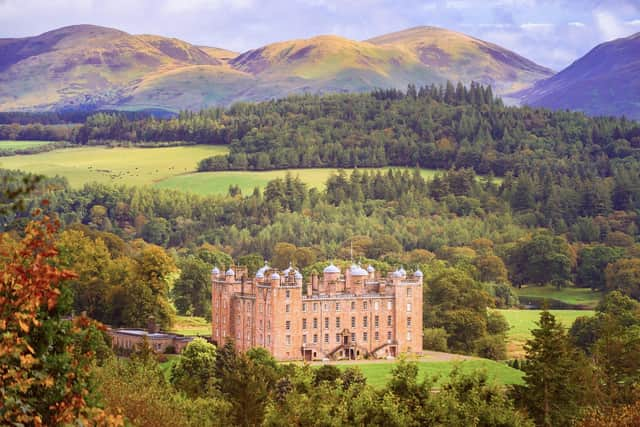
[0,214,122,426]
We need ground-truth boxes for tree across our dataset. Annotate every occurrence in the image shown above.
[171,338,217,397]
[512,310,592,426]
[0,216,121,425]
[605,258,640,300]
[508,232,574,287]
[141,217,171,246]
[174,255,211,318]
[577,245,624,290]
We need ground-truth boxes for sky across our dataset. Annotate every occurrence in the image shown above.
[0,0,639,70]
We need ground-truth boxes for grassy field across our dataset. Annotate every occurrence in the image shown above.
[0,140,55,149]
[497,309,594,358]
[0,145,227,187]
[170,315,211,336]
[333,359,523,388]
[516,286,602,309]
[154,167,483,196]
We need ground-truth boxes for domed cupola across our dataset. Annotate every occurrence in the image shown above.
[414,269,423,278]
[283,262,293,277]
[211,266,220,275]
[367,265,375,273]
[350,264,368,276]
[392,269,403,278]
[270,272,281,281]
[294,270,303,280]
[323,263,341,274]
[225,268,235,276]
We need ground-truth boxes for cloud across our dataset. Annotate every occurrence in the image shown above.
[520,22,553,31]
[626,19,640,26]
[594,10,628,40]
[568,21,585,28]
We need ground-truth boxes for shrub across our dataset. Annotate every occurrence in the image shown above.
[475,335,507,360]
[423,327,449,352]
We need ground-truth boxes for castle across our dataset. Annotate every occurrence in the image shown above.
[211,262,423,361]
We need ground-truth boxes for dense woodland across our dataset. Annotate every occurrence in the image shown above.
[2,84,640,425]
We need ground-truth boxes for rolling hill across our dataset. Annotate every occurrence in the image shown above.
[516,32,640,119]
[0,24,555,112]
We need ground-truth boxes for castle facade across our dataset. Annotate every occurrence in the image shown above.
[211,263,423,361]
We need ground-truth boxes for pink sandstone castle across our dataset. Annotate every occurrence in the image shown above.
[211,263,423,361]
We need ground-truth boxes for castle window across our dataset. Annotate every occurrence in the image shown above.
[387,301,392,310]
[407,303,412,312]
[363,316,368,327]
[313,334,318,343]
[351,333,356,343]
[313,303,318,312]
[324,317,329,329]
[387,315,392,326]
[387,331,392,341]
[375,315,379,328]
[324,334,329,343]
[335,302,341,312]
[351,301,356,310]
[336,317,341,329]
[286,335,291,345]
[303,334,307,344]
[324,303,328,311]
[302,318,307,330]
[336,334,341,343]
[285,304,290,313]
[285,320,291,330]
[407,287,412,297]
[374,301,379,311]
[375,331,379,341]
[313,318,318,329]
[267,335,270,344]
[302,303,307,312]
[407,317,412,327]
[351,316,356,328]
[286,290,290,299]
[267,320,271,330]
[363,332,368,342]
[407,332,412,341]
[363,301,368,310]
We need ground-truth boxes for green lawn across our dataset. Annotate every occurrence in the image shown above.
[497,309,594,358]
[0,140,55,149]
[155,167,464,196]
[516,286,602,309]
[169,315,211,336]
[0,145,227,187]
[333,359,523,388]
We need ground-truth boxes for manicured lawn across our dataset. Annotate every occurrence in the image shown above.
[516,286,603,309]
[497,309,594,358]
[331,359,523,388]
[154,167,478,196]
[0,140,55,149]
[0,145,227,187]
[169,315,211,336]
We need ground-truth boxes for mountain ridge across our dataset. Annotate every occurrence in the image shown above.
[0,24,554,112]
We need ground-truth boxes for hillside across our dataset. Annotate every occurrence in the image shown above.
[0,24,554,112]
[517,32,640,119]
[367,26,554,94]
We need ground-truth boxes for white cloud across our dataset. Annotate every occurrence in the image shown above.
[520,22,553,31]
[568,21,585,28]
[626,19,640,26]
[594,10,628,40]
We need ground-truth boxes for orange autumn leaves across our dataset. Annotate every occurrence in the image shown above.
[0,214,122,426]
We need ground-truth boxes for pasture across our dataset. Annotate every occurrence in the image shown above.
[0,145,227,187]
[155,167,468,196]
[497,309,594,358]
[170,315,211,336]
[515,285,602,309]
[0,140,55,149]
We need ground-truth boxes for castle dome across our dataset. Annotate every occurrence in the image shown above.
[367,265,375,273]
[270,272,281,280]
[323,263,340,274]
[414,269,423,277]
[225,268,235,276]
[211,266,220,275]
[294,270,303,280]
[350,264,368,276]
[256,271,265,279]
[392,269,403,278]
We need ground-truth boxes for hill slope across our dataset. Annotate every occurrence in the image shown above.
[367,26,554,94]
[517,32,640,119]
[0,24,554,112]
